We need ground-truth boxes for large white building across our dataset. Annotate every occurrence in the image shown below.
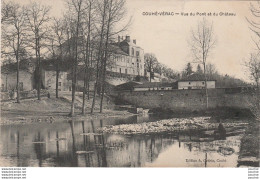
[107,36,145,77]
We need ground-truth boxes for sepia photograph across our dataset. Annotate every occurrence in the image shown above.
[0,0,259,170]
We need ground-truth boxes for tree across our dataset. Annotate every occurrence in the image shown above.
[1,1,16,23]
[247,1,260,51]
[1,2,27,103]
[48,17,67,98]
[25,2,51,100]
[244,52,260,119]
[196,64,203,74]
[65,0,86,116]
[246,2,260,119]
[144,53,158,82]
[81,0,95,115]
[99,0,129,113]
[246,53,260,89]
[91,0,107,114]
[189,18,217,108]
[206,62,217,77]
[183,62,193,77]
[91,0,130,113]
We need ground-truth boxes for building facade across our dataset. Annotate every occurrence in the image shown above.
[178,74,216,89]
[133,82,176,91]
[108,36,145,77]
[178,81,216,89]
[1,71,34,92]
[1,59,36,92]
[42,70,68,92]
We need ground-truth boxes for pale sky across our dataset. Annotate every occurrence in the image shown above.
[5,0,256,82]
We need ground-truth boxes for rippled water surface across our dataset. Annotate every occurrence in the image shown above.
[0,115,245,167]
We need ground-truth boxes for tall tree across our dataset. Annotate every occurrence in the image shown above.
[246,53,260,89]
[1,2,27,103]
[99,0,129,113]
[246,1,260,119]
[247,1,260,51]
[81,0,95,115]
[66,0,86,116]
[245,52,260,119]
[196,64,203,74]
[91,0,107,114]
[144,53,158,82]
[25,2,51,100]
[206,62,217,77]
[189,18,217,108]
[48,17,66,98]
[185,62,193,76]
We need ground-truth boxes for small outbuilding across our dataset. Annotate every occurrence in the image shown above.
[178,74,216,90]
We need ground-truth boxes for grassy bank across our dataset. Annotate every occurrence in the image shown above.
[0,93,134,125]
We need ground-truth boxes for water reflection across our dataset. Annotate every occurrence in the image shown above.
[0,115,246,167]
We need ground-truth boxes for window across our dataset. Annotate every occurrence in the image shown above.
[119,68,122,74]
[136,51,139,56]
[189,82,191,85]
[202,81,205,85]
[132,48,134,56]
[125,69,127,74]
[58,82,62,86]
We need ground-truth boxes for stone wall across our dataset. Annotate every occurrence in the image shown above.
[118,88,253,111]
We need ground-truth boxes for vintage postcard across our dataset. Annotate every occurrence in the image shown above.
[0,0,259,169]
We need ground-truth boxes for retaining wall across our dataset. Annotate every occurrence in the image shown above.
[117,88,253,111]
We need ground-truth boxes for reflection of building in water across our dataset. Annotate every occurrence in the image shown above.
[104,135,175,167]
[0,121,243,167]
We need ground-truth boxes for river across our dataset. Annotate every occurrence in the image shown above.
[0,115,246,167]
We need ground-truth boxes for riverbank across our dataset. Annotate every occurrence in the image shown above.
[99,116,248,135]
[238,120,260,167]
[0,95,134,126]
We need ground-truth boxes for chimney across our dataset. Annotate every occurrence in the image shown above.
[118,36,120,42]
[133,39,136,44]
[125,35,130,42]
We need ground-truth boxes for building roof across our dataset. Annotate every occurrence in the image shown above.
[61,36,130,57]
[115,81,143,91]
[134,82,177,88]
[117,39,143,49]
[41,59,71,72]
[67,66,95,81]
[108,44,129,56]
[178,73,216,82]
[1,58,37,74]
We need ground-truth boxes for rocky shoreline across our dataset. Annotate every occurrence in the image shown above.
[99,117,248,135]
